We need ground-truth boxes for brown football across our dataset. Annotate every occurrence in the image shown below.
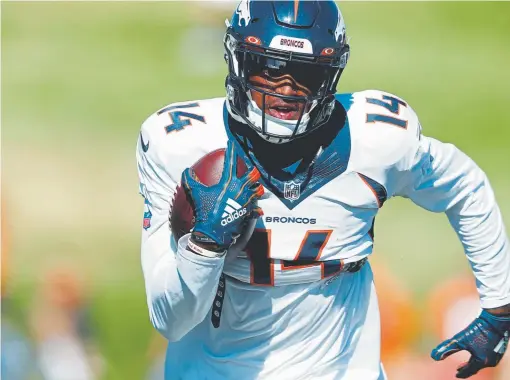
[170,148,257,254]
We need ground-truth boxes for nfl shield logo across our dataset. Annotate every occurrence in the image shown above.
[284,181,301,202]
[143,210,152,230]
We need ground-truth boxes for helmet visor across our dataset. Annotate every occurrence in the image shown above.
[240,51,335,97]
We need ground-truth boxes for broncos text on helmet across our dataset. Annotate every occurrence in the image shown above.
[224,0,350,143]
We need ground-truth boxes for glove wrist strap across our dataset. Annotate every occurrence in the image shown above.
[187,238,227,258]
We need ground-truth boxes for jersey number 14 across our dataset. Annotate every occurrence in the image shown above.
[246,229,344,286]
[366,95,408,129]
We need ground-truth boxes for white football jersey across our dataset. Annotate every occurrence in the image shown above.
[138,89,509,289]
[139,91,414,284]
[136,90,510,378]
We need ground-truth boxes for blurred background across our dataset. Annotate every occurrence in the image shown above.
[1,1,509,379]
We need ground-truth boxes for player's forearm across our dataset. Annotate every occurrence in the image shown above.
[143,229,225,342]
[445,160,510,309]
[402,138,510,309]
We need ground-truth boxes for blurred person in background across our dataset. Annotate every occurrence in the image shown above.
[386,274,498,380]
[137,1,510,379]
[29,267,104,380]
[1,196,42,379]
[369,260,426,380]
[1,307,42,380]
[370,260,420,366]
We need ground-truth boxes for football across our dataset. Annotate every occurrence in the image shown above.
[170,148,257,254]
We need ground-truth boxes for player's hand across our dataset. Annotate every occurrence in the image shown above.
[431,309,510,378]
[181,140,264,253]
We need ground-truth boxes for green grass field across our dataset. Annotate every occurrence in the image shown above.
[2,2,510,378]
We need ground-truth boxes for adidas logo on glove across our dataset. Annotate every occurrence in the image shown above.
[221,198,247,226]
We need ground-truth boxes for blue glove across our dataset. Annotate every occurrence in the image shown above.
[431,309,510,378]
[181,141,264,253]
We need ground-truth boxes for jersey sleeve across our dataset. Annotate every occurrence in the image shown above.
[395,125,510,309]
[136,112,225,342]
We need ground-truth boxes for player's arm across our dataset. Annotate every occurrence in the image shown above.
[136,116,226,342]
[396,134,510,310]
[394,115,510,377]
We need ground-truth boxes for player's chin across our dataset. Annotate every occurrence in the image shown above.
[266,107,302,121]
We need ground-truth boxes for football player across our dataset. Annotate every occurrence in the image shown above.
[136,1,510,379]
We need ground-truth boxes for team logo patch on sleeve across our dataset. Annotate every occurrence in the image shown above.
[143,209,152,230]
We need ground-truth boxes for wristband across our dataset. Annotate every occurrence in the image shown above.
[187,239,227,258]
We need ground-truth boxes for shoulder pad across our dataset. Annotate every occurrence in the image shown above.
[137,97,228,183]
[340,90,422,168]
